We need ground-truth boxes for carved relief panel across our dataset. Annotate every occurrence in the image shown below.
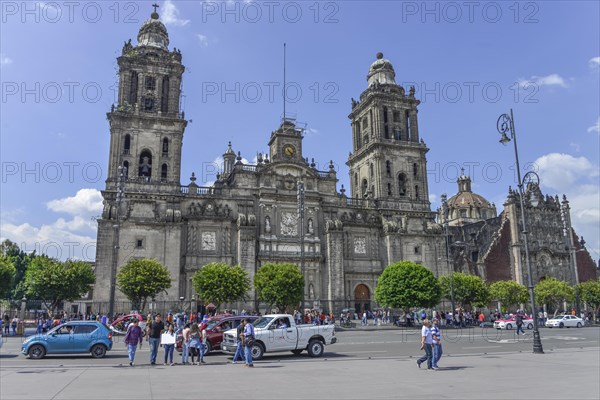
[280,211,298,236]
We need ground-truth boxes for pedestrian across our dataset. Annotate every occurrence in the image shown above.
[242,318,255,367]
[431,318,442,370]
[188,323,201,365]
[361,311,367,326]
[124,318,143,366]
[11,316,18,336]
[416,319,434,370]
[162,324,175,366]
[515,314,525,335]
[181,323,191,365]
[198,323,207,364]
[146,314,165,365]
[3,314,9,335]
[231,321,246,364]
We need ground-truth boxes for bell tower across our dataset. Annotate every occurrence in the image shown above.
[106,7,187,189]
[347,53,430,207]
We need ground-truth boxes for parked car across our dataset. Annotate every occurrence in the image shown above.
[221,314,337,360]
[109,313,147,336]
[545,315,584,328]
[176,315,259,354]
[494,314,533,330]
[21,321,113,359]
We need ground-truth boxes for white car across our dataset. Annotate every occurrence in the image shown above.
[494,314,533,330]
[546,315,584,328]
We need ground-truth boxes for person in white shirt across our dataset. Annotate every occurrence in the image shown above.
[416,319,434,370]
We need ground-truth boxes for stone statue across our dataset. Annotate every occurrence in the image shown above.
[265,216,271,234]
[307,218,314,235]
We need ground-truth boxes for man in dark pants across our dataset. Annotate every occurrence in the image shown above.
[515,314,526,335]
[146,314,165,365]
[416,319,434,370]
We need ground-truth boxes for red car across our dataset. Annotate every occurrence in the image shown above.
[176,315,258,354]
[493,314,533,330]
[109,313,147,336]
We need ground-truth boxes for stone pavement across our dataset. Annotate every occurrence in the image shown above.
[1,346,598,400]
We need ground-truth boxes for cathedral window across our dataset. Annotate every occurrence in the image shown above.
[414,245,420,254]
[122,161,129,178]
[362,116,368,129]
[387,183,392,196]
[123,134,131,155]
[162,138,169,156]
[129,71,138,104]
[383,107,388,123]
[413,163,418,177]
[471,251,479,262]
[386,160,392,177]
[398,173,407,196]
[414,185,419,199]
[161,164,168,181]
[405,110,411,140]
[136,238,144,249]
[384,125,389,139]
[369,163,374,177]
[161,76,170,113]
[460,209,467,218]
[394,129,401,140]
[145,76,156,91]
[138,150,152,179]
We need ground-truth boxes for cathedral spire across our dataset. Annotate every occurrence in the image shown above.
[137,5,169,50]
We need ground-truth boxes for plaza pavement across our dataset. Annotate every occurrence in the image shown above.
[1,342,598,400]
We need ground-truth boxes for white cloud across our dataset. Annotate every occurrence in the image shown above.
[47,188,103,216]
[161,0,190,26]
[589,56,600,69]
[196,34,209,48]
[587,117,600,134]
[517,74,568,89]
[0,54,13,66]
[534,153,598,191]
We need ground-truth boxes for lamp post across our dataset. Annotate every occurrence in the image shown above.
[440,194,456,315]
[108,166,125,320]
[496,109,543,354]
[297,179,305,314]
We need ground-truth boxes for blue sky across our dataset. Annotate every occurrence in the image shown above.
[1,0,599,262]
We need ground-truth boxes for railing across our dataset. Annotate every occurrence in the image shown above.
[180,186,228,196]
[343,197,430,212]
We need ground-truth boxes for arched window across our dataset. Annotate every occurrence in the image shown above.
[386,160,392,177]
[138,150,152,178]
[122,161,129,178]
[369,163,374,177]
[123,134,131,154]
[387,183,392,196]
[398,173,407,196]
[129,71,138,104]
[162,138,169,156]
[414,185,419,199]
[161,163,168,181]
[413,163,418,177]
[161,76,170,113]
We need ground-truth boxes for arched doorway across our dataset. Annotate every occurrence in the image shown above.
[354,284,371,316]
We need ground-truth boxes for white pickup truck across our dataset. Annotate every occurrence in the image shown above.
[220,314,337,360]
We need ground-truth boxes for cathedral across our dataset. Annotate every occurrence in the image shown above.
[92,10,597,314]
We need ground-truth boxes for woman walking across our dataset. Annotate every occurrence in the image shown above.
[188,323,201,365]
[181,323,191,365]
[124,318,143,366]
[162,324,175,366]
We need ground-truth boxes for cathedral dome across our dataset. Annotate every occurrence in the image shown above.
[367,52,396,86]
[442,172,497,226]
[137,11,169,50]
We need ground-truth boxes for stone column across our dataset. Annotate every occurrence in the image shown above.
[325,222,344,313]
[237,215,257,306]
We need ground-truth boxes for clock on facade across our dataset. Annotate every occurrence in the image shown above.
[283,144,296,157]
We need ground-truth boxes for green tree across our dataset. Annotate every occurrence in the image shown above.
[116,259,172,311]
[0,239,35,300]
[0,255,16,298]
[24,257,95,311]
[489,280,529,311]
[254,263,304,313]
[192,262,250,309]
[438,272,490,309]
[577,278,600,316]
[374,261,441,309]
[534,277,575,312]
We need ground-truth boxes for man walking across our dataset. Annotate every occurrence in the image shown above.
[515,314,525,335]
[242,318,255,368]
[431,318,442,370]
[231,321,246,364]
[416,319,434,370]
[124,318,143,366]
[146,314,165,365]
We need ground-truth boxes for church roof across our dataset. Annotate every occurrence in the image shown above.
[137,11,169,50]
[367,52,396,87]
[447,172,494,209]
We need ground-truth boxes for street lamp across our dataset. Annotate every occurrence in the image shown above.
[108,166,125,319]
[496,109,543,354]
[440,194,456,314]
[297,179,305,313]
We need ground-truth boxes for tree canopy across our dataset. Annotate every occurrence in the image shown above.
[116,258,172,311]
[438,272,489,309]
[24,257,95,311]
[374,261,441,309]
[489,280,529,310]
[254,263,304,313]
[192,262,250,309]
[1,239,35,300]
[0,255,16,298]
[534,277,574,312]
[577,278,600,311]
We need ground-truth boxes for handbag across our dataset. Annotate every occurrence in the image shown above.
[245,335,255,347]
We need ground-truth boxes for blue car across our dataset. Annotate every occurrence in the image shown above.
[21,321,113,359]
